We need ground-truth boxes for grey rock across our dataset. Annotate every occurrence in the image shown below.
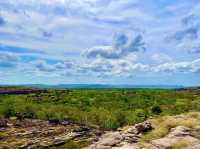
[0,118,8,127]
[28,144,38,149]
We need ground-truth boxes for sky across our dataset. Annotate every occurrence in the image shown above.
[0,0,200,86]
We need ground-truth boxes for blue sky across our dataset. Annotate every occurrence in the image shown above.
[0,0,200,86]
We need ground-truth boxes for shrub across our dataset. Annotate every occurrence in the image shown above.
[1,100,15,118]
[151,105,162,114]
[2,106,15,118]
[115,111,126,126]
[125,109,147,125]
[23,105,36,118]
[173,102,189,114]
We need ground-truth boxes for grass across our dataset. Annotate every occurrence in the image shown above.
[140,112,200,147]
[172,139,191,149]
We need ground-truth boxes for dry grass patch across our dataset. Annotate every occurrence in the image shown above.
[140,112,200,144]
[172,139,191,149]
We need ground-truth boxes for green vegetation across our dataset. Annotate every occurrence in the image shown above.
[0,88,200,130]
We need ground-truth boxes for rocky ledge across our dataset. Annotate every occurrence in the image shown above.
[85,121,152,149]
[2,116,200,149]
[0,118,101,149]
[85,120,200,149]
[145,125,200,149]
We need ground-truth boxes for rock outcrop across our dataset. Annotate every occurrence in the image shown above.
[0,118,100,149]
[3,116,200,149]
[85,121,152,149]
[86,120,200,149]
[146,126,200,149]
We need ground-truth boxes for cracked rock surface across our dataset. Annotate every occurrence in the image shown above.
[85,121,152,149]
[0,118,100,149]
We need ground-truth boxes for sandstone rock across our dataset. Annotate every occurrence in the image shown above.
[134,121,152,134]
[152,137,181,148]
[112,143,140,149]
[0,118,8,127]
[19,144,29,149]
[168,126,191,137]
[98,132,123,147]
[53,139,65,146]
[86,121,152,149]
[27,144,38,149]
[61,118,75,125]
[40,140,54,148]
[123,132,140,143]
[152,136,199,149]
[151,126,200,149]
[184,143,200,149]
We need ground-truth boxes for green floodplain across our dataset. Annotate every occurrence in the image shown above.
[0,87,200,130]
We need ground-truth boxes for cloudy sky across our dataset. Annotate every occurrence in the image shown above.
[0,0,200,86]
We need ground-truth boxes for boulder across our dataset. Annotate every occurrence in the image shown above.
[134,121,152,134]
[168,126,191,137]
[98,132,123,147]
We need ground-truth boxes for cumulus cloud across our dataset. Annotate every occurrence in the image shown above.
[0,52,19,67]
[30,59,76,73]
[84,33,145,59]
[32,60,55,72]
[190,59,200,73]
[169,12,200,54]
[1,0,200,84]
[151,53,172,64]
[153,59,200,73]
[82,32,147,77]
[173,27,198,41]
[42,31,53,38]
[0,16,6,26]
[188,46,200,54]
[78,58,149,78]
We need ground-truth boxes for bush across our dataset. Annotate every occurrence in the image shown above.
[126,109,147,125]
[23,105,36,118]
[172,102,189,114]
[1,99,15,118]
[2,106,15,118]
[151,105,162,114]
[115,111,126,126]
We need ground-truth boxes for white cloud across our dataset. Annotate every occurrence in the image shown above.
[1,0,200,84]
[0,52,19,67]
[152,53,172,64]
[84,33,145,59]
[153,59,200,73]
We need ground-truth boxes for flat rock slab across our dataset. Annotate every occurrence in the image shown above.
[150,126,200,149]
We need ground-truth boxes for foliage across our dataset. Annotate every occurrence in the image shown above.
[151,104,162,114]
[0,88,199,129]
